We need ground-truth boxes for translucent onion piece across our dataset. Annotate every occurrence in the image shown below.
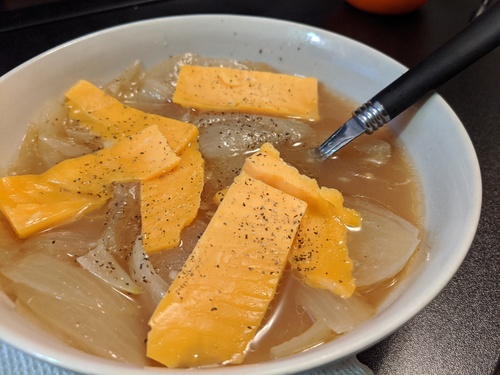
[36,100,95,167]
[202,153,247,195]
[104,60,145,102]
[8,123,46,175]
[194,113,312,195]
[20,230,97,259]
[270,319,332,359]
[8,100,98,176]
[64,122,103,150]
[353,137,392,166]
[38,135,94,161]
[101,183,141,260]
[346,196,420,287]
[0,218,19,268]
[1,252,148,364]
[194,114,311,159]
[1,252,132,313]
[148,215,209,282]
[129,238,169,311]
[297,284,375,334]
[77,242,142,295]
[69,183,146,295]
[14,297,70,344]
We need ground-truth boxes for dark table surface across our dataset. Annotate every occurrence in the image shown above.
[0,0,499,374]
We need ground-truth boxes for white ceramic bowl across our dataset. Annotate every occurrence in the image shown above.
[0,15,481,375]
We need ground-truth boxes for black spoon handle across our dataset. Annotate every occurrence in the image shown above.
[371,1,500,120]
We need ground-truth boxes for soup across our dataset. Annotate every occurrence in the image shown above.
[0,54,423,367]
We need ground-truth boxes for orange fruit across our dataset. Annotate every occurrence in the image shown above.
[346,0,428,15]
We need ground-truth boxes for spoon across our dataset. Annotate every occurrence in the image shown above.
[312,1,500,160]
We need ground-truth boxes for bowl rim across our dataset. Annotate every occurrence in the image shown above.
[0,13,482,375]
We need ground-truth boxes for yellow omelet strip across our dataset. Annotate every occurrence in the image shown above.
[147,172,307,367]
[66,80,199,153]
[173,65,319,121]
[242,143,360,298]
[140,142,204,254]
[0,125,179,238]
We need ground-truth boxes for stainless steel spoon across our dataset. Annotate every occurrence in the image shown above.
[311,1,500,160]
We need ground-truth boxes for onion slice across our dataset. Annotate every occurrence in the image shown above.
[346,196,421,287]
[0,252,148,365]
[270,319,332,358]
[77,242,142,295]
[129,238,169,310]
[297,284,375,334]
